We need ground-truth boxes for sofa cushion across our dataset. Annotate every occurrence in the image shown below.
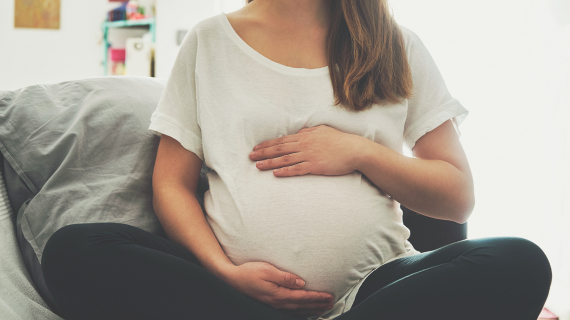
[0,76,170,312]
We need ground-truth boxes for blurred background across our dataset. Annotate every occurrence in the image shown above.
[0,0,569,318]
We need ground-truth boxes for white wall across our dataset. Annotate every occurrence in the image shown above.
[0,0,241,90]
[154,1,217,79]
[0,0,156,91]
[0,1,108,90]
[154,0,244,79]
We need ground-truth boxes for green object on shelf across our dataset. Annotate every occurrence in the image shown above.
[102,17,156,76]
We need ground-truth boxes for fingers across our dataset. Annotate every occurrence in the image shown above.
[263,270,333,304]
[275,291,334,318]
[265,268,305,289]
[253,134,300,151]
[254,152,306,172]
[252,126,322,151]
[250,141,300,161]
[269,287,335,317]
[250,143,313,176]
[264,287,334,316]
[273,163,310,177]
[277,292,334,318]
[259,263,334,314]
[262,268,333,303]
[276,287,334,305]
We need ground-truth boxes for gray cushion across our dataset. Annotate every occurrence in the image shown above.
[0,76,170,313]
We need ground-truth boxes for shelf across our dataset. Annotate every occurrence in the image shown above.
[102,17,156,76]
[102,17,155,42]
[102,18,155,29]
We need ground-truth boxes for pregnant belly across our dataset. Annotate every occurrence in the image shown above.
[204,169,410,302]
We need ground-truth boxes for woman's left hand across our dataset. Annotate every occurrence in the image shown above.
[249,125,363,177]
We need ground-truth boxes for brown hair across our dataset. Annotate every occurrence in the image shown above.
[245,0,413,111]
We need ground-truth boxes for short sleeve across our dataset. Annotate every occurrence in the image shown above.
[402,27,468,150]
[148,28,204,161]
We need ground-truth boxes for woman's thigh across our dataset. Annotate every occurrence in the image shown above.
[41,223,296,320]
[340,237,552,320]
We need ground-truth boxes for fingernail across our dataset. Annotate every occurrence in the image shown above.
[250,151,257,157]
[296,279,305,287]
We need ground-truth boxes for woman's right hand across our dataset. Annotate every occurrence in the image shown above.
[222,261,334,319]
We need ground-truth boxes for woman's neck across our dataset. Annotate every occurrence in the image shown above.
[227,0,331,70]
[248,0,330,29]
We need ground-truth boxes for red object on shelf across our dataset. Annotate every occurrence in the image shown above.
[538,308,559,320]
[109,48,126,62]
[128,12,145,20]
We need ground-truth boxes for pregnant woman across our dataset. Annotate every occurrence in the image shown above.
[41,1,552,319]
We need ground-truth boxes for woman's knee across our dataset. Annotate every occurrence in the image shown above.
[41,224,93,297]
[43,224,89,262]
[42,224,126,278]
[484,237,552,293]
[494,237,550,267]
[42,224,94,273]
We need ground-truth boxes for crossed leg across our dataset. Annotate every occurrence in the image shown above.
[41,223,551,320]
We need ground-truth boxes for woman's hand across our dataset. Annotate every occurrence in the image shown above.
[249,125,364,177]
[223,261,334,318]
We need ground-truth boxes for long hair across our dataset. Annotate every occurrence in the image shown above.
[245,0,413,111]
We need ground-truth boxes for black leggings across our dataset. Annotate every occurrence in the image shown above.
[41,223,551,320]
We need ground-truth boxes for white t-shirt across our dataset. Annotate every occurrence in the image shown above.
[148,13,468,320]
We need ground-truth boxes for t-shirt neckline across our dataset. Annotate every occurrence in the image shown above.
[217,13,330,77]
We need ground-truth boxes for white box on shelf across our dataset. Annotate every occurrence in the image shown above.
[125,37,153,77]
